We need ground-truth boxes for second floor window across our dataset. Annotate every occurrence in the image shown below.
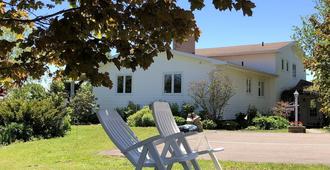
[286,61,289,71]
[281,59,284,70]
[164,73,182,94]
[117,75,132,93]
[292,64,297,77]
[246,78,251,94]
[258,81,265,96]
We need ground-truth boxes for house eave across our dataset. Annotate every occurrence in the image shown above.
[171,50,227,65]
[226,63,278,77]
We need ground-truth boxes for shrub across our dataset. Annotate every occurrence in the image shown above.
[116,101,140,121]
[253,116,289,130]
[202,119,217,129]
[174,116,186,126]
[69,82,99,125]
[246,105,260,125]
[0,98,70,145]
[141,113,155,127]
[0,123,32,145]
[218,120,239,130]
[169,103,180,117]
[189,71,234,120]
[182,103,194,118]
[8,83,48,101]
[272,101,290,118]
[235,112,248,129]
[127,106,154,127]
[245,126,258,130]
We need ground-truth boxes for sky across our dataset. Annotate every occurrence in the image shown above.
[177,0,317,48]
[35,0,317,85]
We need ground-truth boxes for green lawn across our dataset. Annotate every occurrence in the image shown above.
[0,125,329,170]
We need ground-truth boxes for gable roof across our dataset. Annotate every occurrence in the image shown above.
[195,41,294,57]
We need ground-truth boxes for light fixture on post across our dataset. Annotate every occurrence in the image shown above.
[294,90,299,126]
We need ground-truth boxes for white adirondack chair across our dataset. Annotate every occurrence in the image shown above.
[152,102,225,170]
[97,110,201,170]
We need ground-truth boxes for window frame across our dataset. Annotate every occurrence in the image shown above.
[292,64,297,78]
[258,80,265,97]
[246,78,252,94]
[163,72,183,95]
[116,74,133,94]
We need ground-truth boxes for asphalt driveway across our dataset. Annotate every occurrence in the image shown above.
[190,130,330,165]
[101,130,330,165]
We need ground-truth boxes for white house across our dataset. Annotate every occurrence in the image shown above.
[93,40,306,119]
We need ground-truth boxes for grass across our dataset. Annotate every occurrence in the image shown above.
[0,125,329,170]
[321,127,330,133]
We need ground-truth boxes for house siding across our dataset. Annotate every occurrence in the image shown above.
[94,52,277,120]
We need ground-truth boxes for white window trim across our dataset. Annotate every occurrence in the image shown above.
[162,72,183,95]
[292,64,297,78]
[246,78,252,95]
[258,80,265,97]
[281,59,285,71]
[116,74,133,95]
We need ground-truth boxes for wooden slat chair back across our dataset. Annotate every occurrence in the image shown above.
[97,110,201,170]
[97,110,142,165]
[152,102,224,170]
[152,102,180,137]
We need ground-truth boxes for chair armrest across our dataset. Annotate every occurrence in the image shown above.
[122,135,162,154]
[153,132,186,145]
[123,132,187,154]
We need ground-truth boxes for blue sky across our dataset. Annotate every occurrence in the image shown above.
[38,0,316,84]
[177,0,316,48]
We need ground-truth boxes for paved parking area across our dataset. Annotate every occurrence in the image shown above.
[101,131,330,165]
[191,131,330,165]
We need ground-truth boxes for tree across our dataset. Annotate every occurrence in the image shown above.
[189,71,234,120]
[0,0,255,88]
[293,0,330,115]
[69,82,99,124]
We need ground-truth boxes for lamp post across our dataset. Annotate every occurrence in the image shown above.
[294,90,299,126]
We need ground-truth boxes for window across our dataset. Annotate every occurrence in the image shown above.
[117,75,132,93]
[292,64,297,77]
[281,59,284,70]
[246,78,251,94]
[286,61,289,71]
[164,74,172,93]
[117,76,124,93]
[241,61,244,66]
[173,74,182,93]
[164,73,182,94]
[258,81,265,96]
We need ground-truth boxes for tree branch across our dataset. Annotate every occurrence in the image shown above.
[0,7,81,23]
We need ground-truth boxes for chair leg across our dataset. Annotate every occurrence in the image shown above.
[209,152,222,170]
[190,159,201,170]
[166,163,173,170]
[180,161,192,170]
